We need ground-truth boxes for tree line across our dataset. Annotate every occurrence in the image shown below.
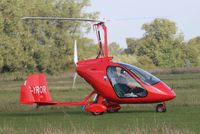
[0,0,98,76]
[110,18,200,69]
[1,0,200,78]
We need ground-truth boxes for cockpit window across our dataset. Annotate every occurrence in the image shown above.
[118,62,161,85]
[107,66,147,98]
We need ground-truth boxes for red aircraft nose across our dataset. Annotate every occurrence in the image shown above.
[153,82,176,101]
[165,90,176,100]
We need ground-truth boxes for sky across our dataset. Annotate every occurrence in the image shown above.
[85,0,200,48]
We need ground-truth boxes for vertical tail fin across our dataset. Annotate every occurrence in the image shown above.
[20,74,53,104]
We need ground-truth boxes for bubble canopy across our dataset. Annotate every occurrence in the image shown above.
[118,62,161,85]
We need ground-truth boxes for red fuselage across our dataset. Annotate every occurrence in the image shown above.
[19,18,175,114]
[77,57,176,104]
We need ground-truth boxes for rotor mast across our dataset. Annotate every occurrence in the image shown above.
[103,23,108,57]
[95,22,109,58]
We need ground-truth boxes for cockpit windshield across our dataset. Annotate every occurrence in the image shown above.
[118,62,161,85]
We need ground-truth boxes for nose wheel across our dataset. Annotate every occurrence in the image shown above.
[156,102,166,112]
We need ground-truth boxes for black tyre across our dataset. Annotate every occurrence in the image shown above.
[91,112,104,116]
[156,104,166,113]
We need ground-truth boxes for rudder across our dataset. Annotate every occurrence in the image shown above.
[20,74,53,104]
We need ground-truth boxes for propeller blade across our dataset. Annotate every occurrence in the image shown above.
[72,72,77,89]
[74,40,78,65]
[72,40,78,89]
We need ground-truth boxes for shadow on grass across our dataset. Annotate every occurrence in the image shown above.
[0,106,158,118]
[118,109,155,114]
[0,109,89,117]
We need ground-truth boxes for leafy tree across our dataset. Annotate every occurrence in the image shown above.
[183,36,200,66]
[109,42,122,56]
[126,18,185,68]
[141,18,184,67]
[0,0,98,75]
[77,37,98,60]
[125,38,140,54]
[142,18,177,41]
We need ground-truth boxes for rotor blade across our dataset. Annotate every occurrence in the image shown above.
[108,16,170,22]
[74,40,78,65]
[21,17,105,23]
[72,72,77,89]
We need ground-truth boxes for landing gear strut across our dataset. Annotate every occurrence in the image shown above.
[85,94,107,116]
[156,102,166,112]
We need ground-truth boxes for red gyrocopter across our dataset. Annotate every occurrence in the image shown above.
[20,17,176,115]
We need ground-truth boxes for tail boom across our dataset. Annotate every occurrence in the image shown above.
[20,75,96,107]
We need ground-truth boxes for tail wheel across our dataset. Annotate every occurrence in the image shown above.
[156,104,166,112]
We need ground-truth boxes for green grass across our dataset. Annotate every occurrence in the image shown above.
[0,73,200,134]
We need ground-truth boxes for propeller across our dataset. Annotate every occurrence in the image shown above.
[74,40,78,65]
[72,40,78,89]
[72,72,77,89]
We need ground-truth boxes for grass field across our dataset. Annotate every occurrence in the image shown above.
[0,73,200,134]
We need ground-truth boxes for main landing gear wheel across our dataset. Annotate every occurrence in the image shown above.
[156,103,166,113]
[91,112,104,116]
